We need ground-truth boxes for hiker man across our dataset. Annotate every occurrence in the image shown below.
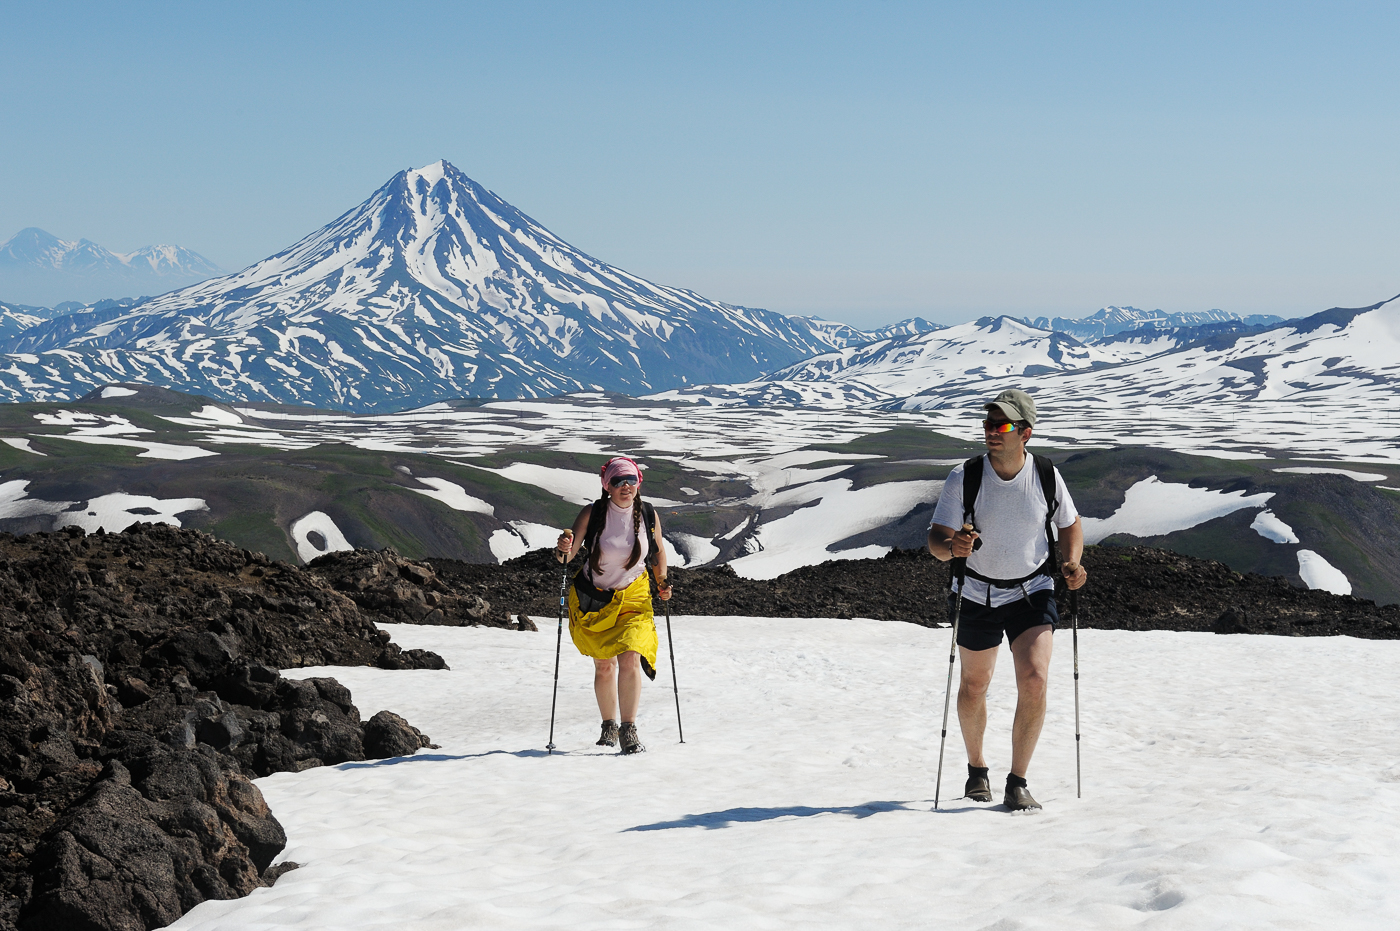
[927,389,1087,811]
[555,456,671,755]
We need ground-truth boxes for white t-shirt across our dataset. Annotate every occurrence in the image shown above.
[587,500,650,591]
[929,455,1079,607]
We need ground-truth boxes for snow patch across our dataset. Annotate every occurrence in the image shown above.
[0,480,74,519]
[1250,510,1299,544]
[1273,466,1388,482]
[54,493,207,534]
[1081,477,1273,544]
[1297,549,1351,595]
[45,434,218,461]
[290,511,354,564]
[99,386,139,398]
[189,405,245,425]
[475,462,601,505]
[729,479,941,580]
[1,437,45,456]
[409,477,494,515]
[488,521,561,562]
[671,532,721,566]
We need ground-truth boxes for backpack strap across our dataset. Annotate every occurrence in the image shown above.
[1032,454,1061,579]
[960,455,985,531]
[581,499,608,558]
[642,501,661,568]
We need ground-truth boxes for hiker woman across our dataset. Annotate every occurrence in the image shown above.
[555,456,671,754]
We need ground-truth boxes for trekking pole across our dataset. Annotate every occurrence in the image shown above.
[1071,587,1082,798]
[934,525,972,810]
[546,557,569,754]
[663,597,685,743]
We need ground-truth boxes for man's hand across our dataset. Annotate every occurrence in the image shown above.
[949,525,980,559]
[1062,560,1087,590]
[556,530,573,563]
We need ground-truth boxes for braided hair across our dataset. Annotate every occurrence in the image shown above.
[587,490,647,575]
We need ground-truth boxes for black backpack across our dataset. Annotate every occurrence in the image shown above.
[958,454,1061,588]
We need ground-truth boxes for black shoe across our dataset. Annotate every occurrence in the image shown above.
[965,765,992,802]
[619,722,646,755]
[1004,773,1042,811]
[596,719,619,747]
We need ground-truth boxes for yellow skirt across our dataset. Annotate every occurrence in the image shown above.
[568,571,658,679]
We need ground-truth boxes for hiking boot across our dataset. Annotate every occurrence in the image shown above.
[965,765,992,802]
[1004,773,1042,811]
[619,722,646,755]
[596,719,619,747]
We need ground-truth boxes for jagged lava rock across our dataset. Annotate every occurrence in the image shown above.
[0,524,448,931]
[307,549,496,628]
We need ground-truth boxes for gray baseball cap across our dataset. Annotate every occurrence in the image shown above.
[983,388,1037,426]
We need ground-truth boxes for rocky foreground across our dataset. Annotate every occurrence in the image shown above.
[0,525,520,931]
[5,531,1396,931]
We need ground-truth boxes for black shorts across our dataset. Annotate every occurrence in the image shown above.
[949,589,1058,652]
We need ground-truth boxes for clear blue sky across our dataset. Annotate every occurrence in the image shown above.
[3,1,1398,327]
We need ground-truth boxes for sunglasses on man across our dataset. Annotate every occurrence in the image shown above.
[983,420,1027,434]
[608,475,640,487]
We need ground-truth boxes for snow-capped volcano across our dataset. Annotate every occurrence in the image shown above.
[0,162,856,410]
[0,227,223,305]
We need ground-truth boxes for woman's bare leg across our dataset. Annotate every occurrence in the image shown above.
[617,651,643,723]
[593,656,619,721]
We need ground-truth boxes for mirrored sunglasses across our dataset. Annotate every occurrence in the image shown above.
[982,420,1024,434]
[608,475,640,487]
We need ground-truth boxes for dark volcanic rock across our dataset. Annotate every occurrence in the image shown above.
[0,524,447,931]
[364,710,437,760]
[22,754,280,931]
[306,549,495,627]
[432,544,1400,640]
[1213,606,1251,634]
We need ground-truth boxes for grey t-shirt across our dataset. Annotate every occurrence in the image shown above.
[930,455,1079,608]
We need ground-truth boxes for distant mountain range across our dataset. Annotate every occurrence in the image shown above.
[0,162,886,411]
[1022,305,1284,342]
[654,295,1397,413]
[0,228,224,305]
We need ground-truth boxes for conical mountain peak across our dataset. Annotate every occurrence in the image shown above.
[0,163,851,410]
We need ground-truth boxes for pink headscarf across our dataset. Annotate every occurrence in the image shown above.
[600,456,642,489]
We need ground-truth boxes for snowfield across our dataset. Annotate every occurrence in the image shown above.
[1080,477,1274,544]
[168,618,1400,930]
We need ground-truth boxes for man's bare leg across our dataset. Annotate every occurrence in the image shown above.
[957,646,999,767]
[1008,624,1054,777]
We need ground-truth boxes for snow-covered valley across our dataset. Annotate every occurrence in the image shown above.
[167,618,1400,930]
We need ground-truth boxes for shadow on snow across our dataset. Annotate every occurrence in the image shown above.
[333,748,552,769]
[624,800,918,831]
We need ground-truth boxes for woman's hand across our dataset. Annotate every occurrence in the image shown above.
[556,530,573,563]
[656,576,673,601]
